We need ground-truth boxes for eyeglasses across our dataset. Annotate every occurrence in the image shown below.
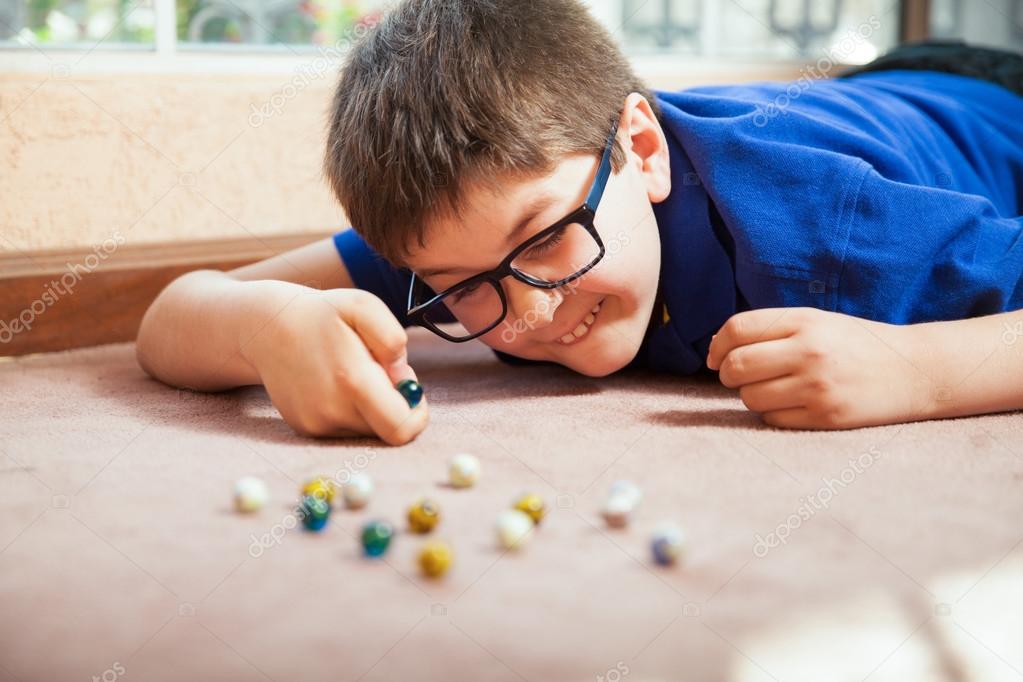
[406,119,619,342]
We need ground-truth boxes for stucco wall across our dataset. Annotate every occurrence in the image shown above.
[2,71,344,254]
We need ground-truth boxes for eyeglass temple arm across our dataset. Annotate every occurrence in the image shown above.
[407,271,418,313]
[584,119,620,210]
[407,270,439,314]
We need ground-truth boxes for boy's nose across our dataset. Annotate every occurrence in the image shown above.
[504,278,562,329]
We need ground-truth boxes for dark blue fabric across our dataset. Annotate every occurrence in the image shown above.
[333,229,458,326]
[334,69,1023,373]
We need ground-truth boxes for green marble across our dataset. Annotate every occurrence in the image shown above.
[361,520,394,557]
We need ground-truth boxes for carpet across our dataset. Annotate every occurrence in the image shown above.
[1,327,1021,681]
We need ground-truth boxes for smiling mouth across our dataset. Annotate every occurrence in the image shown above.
[556,299,604,345]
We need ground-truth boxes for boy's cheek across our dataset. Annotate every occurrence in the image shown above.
[480,320,538,350]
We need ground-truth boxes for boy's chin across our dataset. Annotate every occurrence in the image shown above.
[557,343,636,377]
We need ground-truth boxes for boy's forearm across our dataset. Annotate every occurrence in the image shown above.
[136,271,286,391]
[914,309,1023,420]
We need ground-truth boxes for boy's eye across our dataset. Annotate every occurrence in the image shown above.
[450,281,483,303]
[524,226,566,258]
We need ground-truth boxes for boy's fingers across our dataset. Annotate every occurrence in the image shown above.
[331,313,426,446]
[717,337,802,388]
[345,355,428,446]
[708,308,804,369]
[760,406,811,429]
[738,374,806,414]
[340,294,420,386]
[316,290,426,445]
[268,377,374,437]
[327,290,410,372]
[387,360,418,386]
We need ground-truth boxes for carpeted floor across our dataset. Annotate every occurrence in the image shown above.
[1,327,1021,682]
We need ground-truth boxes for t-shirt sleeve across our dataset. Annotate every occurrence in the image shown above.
[838,169,1023,324]
[333,228,419,326]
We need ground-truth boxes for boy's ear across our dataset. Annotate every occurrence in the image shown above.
[619,92,671,203]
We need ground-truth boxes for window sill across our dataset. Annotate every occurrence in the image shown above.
[0,45,832,82]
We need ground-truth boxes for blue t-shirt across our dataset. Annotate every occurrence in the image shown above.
[333,69,1023,374]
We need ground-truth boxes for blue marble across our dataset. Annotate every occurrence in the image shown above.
[298,495,330,532]
[396,379,424,409]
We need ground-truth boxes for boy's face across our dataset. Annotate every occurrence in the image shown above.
[404,95,672,377]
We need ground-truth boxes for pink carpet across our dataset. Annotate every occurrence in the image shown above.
[1,328,1021,681]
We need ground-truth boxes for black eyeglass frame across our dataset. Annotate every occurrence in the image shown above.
[406,118,620,343]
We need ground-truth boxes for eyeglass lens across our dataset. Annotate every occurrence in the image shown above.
[422,221,602,339]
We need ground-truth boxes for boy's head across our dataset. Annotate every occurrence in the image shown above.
[324,0,672,377]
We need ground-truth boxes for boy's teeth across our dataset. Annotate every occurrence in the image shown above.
[558,300,603,345]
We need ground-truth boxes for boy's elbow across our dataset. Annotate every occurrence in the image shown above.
[134,269,222,380]
[135,291,167,380]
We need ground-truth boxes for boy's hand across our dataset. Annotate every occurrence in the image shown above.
[706,307,930,430]
[241,285,427,444]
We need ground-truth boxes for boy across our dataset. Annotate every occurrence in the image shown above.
[137,0,1023,443]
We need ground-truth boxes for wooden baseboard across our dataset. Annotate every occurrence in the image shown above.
[0,232,332,357]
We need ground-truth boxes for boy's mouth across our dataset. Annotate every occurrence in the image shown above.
[555,299,604,346]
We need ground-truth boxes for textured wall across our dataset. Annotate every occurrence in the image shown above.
[1,72,345,254]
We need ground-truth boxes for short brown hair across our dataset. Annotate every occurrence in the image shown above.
[323,0,659,268]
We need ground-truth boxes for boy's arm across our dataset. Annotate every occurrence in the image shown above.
[229,235,355,290]
[705,306,1023,430]
[905,309,1023,421]
[136,236,425,443]
[136,237,355,391]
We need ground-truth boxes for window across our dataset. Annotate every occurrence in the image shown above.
[177,0,385,47]
[604,0,896,62]
[930,0,1023,52]
[0,0,387,48]
[1,0,156,45]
